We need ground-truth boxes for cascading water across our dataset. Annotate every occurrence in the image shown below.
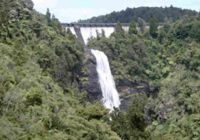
[91,49,120,111]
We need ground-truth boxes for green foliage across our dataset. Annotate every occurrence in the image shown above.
[177,42,200,71]
[147,67,200,139]
[77,102,108,120]
[0,0,121,139]
[129,20,137,35]
[79,7,197,23]
[0,0,12,25]
[88,30,149,82]
[149,17,158,38]
[46,8,51,25]
[171,16,200,42]
[143,17,200,139]
[88,14,200,140]
[111,94,149,140]
[1,0,200,139]
[138,17,146,33]
[113,22,125,38]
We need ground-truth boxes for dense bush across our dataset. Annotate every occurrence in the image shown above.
[88,15,200,139]
[1,0,200,139]
[170,16,200,42]
[0,0,121,139]
[111,94,149,140]
[79,6,197,23]
[88,23,149,82]
[146,66,200,139]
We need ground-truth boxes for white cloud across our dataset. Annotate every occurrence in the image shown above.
[32,0,58,12]
[32,0,58,6]
[51,8,109,22]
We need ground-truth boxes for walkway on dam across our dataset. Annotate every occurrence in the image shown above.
[62,23,130,27]
[61,22,163,28]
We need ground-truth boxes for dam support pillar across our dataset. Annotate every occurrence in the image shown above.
[74,26,86,47]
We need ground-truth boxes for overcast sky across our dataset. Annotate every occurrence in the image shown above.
[32,0,200,23]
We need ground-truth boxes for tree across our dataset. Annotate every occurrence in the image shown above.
[115,22,124,33]
[101,29,105,37]
[110,94,149,140]
[51,14,62,31]
[96,30,101,39]
[113,22,125,38]
[149,17,158,38]
[79,7,197,24]
[129,20,137,35]
[138,17,146,33]
[46,8,51,25]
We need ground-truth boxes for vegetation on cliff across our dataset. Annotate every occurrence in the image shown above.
[88,16,200,139]
[1,0,200,140]
[0,0,120,139]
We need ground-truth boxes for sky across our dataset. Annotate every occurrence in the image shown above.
[32,0,200,23]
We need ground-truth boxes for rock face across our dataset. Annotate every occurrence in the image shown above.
[79,50,152,111]
[117,80,151,111]
[117,80,150,95]
[87,53,102,101]
[77,46,153,111]
[79,50,102,102]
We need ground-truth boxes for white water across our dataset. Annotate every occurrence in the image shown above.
[91,49,120,111]
[66,26,129,44]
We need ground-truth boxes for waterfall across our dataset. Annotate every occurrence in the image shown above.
[91,49,120,111]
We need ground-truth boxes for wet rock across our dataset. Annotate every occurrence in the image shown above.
[120,95,132,111]
[79,50,102,102]
[117,80,151,111]
[117,80,151,95]
[79,50,153,111]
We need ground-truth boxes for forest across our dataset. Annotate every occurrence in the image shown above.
[79,6,198,23]
[1,0,200,140]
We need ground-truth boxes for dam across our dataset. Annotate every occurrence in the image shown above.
[62,23,131,44]
[62,22,162,44]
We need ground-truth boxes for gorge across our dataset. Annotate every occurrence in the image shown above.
[1,0,200,139]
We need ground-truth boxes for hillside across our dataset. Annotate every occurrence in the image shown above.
[88,15,200,139]
[79,6,198,23]
[0,0,121,139]
[1,0,200,140]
